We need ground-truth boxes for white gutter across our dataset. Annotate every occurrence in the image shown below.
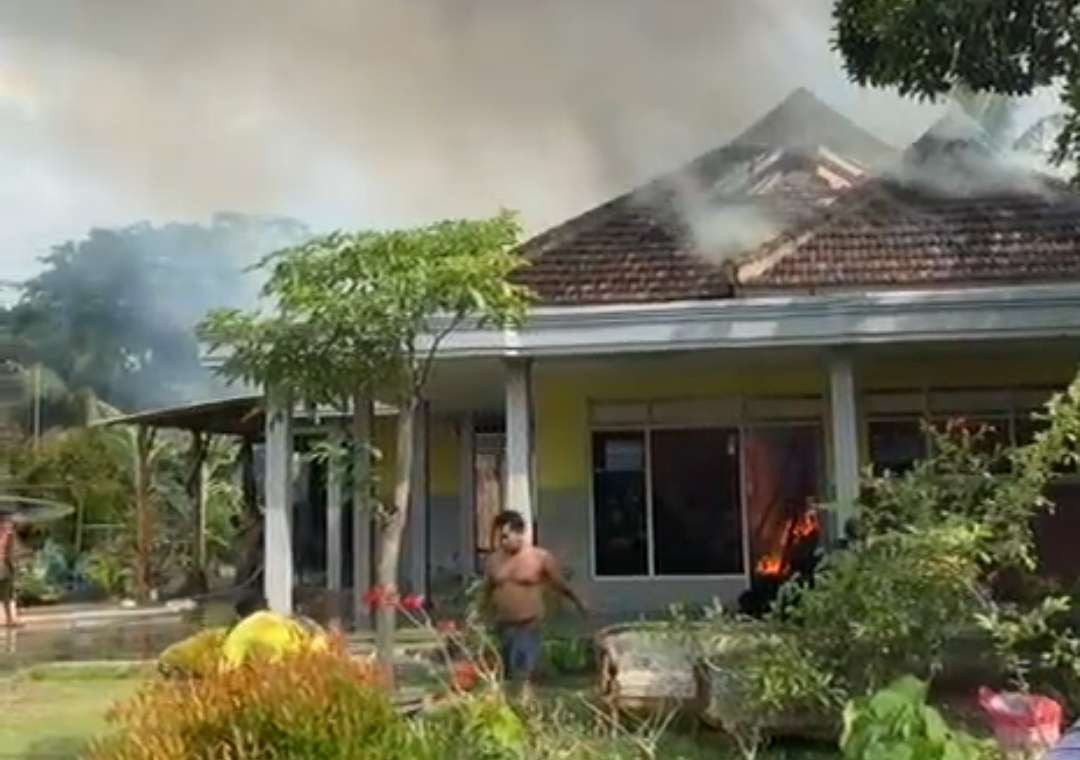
[432,282,1080,358]
[200,282,1080,367]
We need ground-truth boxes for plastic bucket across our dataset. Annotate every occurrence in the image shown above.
[979,686,1063,752]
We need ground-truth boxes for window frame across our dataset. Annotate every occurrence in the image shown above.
[587,396,825,583]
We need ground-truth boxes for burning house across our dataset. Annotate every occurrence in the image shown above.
[196,88,1080,622]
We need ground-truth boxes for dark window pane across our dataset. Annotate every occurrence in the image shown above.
[931,416,1011,472]
[869,419,927,475]
[1036,482,1080,582]
[593,432,648,576]
[651,428,743,576]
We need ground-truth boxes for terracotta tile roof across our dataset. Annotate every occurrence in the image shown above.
[512,89,895,306]
[737,173,1080,291]
[514,145,869,305]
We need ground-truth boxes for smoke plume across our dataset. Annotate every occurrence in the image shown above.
[0,0,957,286]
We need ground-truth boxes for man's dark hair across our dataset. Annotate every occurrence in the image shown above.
[493,510,526,534]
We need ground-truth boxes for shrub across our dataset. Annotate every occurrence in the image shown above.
[840,676,1001,760]
[80,542,133,599]
[776,523,986,695]
[699,629,842,760]
[87,647,414,760]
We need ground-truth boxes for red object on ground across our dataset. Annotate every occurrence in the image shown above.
[451,661,479,691]
[979,686,1063,752]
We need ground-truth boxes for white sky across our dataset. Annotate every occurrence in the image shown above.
[0,0,1058,287]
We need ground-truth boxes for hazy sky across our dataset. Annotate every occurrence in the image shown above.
[0,1,1039,286]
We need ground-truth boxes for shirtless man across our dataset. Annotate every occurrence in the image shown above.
[484,510,586,688]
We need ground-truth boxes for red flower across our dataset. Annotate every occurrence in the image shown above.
[362,586,390,610]
[451,661,478,691]
[400,594,425,612]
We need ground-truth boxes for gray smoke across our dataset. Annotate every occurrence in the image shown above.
[0,0,958,286]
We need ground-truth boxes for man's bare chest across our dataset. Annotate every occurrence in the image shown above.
[490,553,544,586]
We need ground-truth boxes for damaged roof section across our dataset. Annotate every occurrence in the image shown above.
[513,89,881,306]
[738,114,1080,292]
[514,89,1080,304]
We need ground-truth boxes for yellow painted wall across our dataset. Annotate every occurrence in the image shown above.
[533,352,1080,493]
[429,415,460,498]
[371,413,459,502]
[860,355,1077,391]
[533,357,825,492]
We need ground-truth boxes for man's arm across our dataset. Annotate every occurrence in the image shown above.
[540,551,587,615]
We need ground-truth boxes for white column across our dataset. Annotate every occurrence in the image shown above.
[407,401,429,594]
[326,427,344,593]
[828,350,861,531]
[264,387,294,616]
[457,413,476,578]
[351,397,373,608]
[505,358,534,541]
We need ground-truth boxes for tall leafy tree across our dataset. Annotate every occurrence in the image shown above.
[9,213,309,411]
[199,211,531,676]
[832,0,1080,176]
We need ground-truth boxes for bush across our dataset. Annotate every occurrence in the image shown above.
[87,647,414,760]
[80,542,134,599]
[840,676,1001,760]
[776,523,986,695]
[15,538,69,604]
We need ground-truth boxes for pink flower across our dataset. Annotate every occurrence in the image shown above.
[400,594,425,613]
[362,586,391,610]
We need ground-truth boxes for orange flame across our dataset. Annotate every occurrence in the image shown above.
[754,507,821,579]
[755,553,788,578]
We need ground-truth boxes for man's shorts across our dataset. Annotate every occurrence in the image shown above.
[0,574,13,604]
[496,619,542,681]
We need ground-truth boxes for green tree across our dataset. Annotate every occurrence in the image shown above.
[8,213,308,410]
[832,0,1080,176]
[198,211,531,676]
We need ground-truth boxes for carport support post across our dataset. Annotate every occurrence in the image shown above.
[325,426,345,624]
[264,386,294,616]
[828,349,860,535]
[505,358,534,542]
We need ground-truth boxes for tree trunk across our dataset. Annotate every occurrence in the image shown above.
[351,392,373,627]
[374,395,417,685]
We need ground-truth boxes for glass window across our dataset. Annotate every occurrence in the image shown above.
[868,418,927,475]
[651,428,743,576]
[592,432,648,576]
[745,425,824,573]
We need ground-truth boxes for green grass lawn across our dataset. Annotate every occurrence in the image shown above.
[0,677,137,759]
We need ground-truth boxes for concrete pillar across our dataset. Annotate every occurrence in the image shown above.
[406,401,429,594]
[828,350,861,532]
[351,396,374,616]
[505,359,534,541]
[264,387,294,615]
[326,427,345,593]
[457,413,476,577]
